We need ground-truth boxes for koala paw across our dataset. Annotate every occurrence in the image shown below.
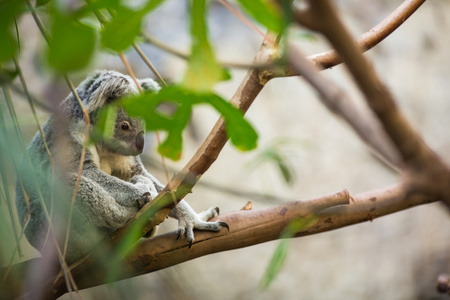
[130,175,153,185]
[130,175,158,199]
[135,192,152,209]
[174,204,229,248]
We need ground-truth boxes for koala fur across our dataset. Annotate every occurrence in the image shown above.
[15,70,226,263]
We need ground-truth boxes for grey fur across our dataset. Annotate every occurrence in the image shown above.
[15,70,225,263]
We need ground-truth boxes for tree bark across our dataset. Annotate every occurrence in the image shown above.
[2,182,437,299]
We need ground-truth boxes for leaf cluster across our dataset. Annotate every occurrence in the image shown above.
[0,0,291,159]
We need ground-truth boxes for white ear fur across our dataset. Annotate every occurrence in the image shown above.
[139,78,161,93]
[75,70,160,113]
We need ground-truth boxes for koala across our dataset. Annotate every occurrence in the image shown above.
[15,70,228,263]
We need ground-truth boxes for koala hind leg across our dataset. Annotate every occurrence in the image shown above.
[171,200,229,248]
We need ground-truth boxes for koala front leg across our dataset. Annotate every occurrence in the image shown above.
[170,200,229,247]
[70,167,155,229]
[130,157,228,246]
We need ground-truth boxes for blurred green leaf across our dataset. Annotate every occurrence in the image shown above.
[247,138,304,185]
[207,94,257,151]
[182,0,230,92]
[0,31,17,63]
[47,13,96,71]
[36,0,51,6]
[0,0,25,62]
[85,0,121,11]
[121,85,257,160]
[236,0,284,33]
[260,216,317,290]
[0,68,19,84]
[100,0,166,52]
[100,7,144,52]
[91,105,118,143]
[260,237,290,290]
[157,103,191,160]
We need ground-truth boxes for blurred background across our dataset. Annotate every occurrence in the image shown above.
[1,0,450,299]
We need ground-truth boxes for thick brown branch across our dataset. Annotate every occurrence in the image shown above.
[304,0,450,206]
[8,182,438,299]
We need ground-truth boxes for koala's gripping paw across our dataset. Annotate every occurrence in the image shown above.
[175,206,229,248]
[135,192,152,209]
[130,174,153,186]
[130,175,158,205]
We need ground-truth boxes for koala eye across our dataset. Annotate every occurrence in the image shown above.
[121,121,130,131]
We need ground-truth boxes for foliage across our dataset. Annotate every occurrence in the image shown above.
[246,138,307,186]
[260,216,317,289]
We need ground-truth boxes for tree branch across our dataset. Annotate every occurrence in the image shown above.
[109,34,276,247]
[302,0,450,207]
[287,43,400,168]
[286,0,427,74]
[6,182,439,299]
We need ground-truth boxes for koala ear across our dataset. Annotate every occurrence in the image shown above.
[82,70,134,112]
[139,78,161,93]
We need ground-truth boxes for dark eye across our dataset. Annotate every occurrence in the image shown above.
[121,121,130,131]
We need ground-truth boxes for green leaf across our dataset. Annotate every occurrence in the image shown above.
[100,7,144,52]
[236,0,284,33]
[0,0,25,62]
[158,103,191,160]
[100,0,166,52]
[0,68,19,84]
[121,90,174,131]
[121,85,257,160]
[47,13,96,71]
[260,238,290,290]
[36,0,51,6]
[207,94,257,151]
[246,138,305,185]
[182,0,229,92]
[92,105,118,142]
[84,0,121,11]
[260,216,318,290]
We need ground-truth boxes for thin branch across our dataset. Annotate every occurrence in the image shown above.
[140,31,274,70]
[132,42,167,86]
[287,43,400,168]
[282,0,427,76]
[217,0,266,38]
[8,83,51,111]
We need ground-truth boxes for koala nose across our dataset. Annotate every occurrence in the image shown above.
[136,132,145,153]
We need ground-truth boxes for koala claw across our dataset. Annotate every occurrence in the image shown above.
[176,227,184,241]
[136,192,152,209]
[218,221,230,231]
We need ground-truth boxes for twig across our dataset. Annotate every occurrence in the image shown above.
[282,0,427,75]
[140,31,275,70]
[217,0,266,38]
[132,42,167,86]
[287,43,400,168]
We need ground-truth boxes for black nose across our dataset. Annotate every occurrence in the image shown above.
[136,132,144,153]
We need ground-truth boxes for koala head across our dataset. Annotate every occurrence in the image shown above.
[68,70,160,156]
[94,106,146,156]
